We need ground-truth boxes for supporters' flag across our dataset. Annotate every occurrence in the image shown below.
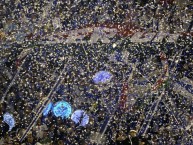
[119,82,129,110]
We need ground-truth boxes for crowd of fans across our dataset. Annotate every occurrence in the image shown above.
[0,0,192,43]
[0,0,193,145]
[0,44,192,145]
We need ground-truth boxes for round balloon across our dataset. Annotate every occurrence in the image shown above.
[93,71,112,84]
[52,101,72,119]
[71,110,89,127]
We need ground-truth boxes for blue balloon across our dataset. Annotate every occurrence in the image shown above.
[43,102,53,116]
[3,113,15,131]
[52,101,72,119]
[71,110,89,127]
[93,71,112,84]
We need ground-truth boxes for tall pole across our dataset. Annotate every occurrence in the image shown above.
[19,58,70,142]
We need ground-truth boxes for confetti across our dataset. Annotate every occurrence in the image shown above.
[0,0,193,145]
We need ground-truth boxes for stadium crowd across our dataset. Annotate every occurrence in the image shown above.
[0,0,193,145]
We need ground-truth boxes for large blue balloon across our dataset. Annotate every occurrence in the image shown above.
[52,101,72,119]
[3,113,15,131]
[43,102,53,116]
[93,71,112,84]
